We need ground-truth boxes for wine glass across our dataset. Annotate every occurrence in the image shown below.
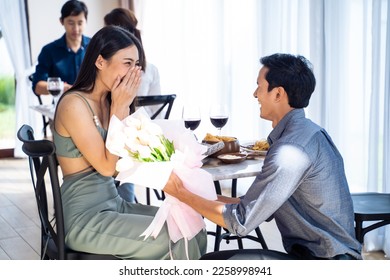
[209,104,228,135]
[47,77,64,96]
[47,77,64,109]
[182,105,201,131]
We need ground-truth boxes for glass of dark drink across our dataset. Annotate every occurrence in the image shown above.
[47,77,64,96]
[209,104,228,135]
[47,77,64,109]
[182,105,201,131]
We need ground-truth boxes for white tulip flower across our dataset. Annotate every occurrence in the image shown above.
[125,116,142,130]
[123,126,138,140]
[137,145,153,159]
[116,156,134,172]
[137,129,153,146]
[143,122,163,136]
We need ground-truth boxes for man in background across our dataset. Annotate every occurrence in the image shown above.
[32,0,90,95]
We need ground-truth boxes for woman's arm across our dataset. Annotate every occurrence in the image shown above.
[217,195,240,204]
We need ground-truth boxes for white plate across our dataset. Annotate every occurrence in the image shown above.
[240,142,268,156]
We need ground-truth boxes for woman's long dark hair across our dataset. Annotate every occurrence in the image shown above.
[71,25,145,94]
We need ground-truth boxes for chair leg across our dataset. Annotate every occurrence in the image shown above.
[42,117,48,138]
[145,188,165,205]
[255,227,268,249]
[146,188,151,205]
[237,237,244,249]
[210,226,268,251]
[214,225,223,251]
[153,189,165,200]
[355,220,364,243]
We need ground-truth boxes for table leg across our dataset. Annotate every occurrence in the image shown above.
[209,178,268,252]
[211,179,239,251]
[214,181,222,195]
[231,178,237,197]
[210,181,222,251]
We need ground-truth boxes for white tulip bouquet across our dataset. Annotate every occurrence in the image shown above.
[106,108,216,259]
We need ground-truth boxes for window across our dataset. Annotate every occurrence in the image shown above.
[0,28,16,150]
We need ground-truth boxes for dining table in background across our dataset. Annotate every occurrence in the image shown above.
[30,104,55,120]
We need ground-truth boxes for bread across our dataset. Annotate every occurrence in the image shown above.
[203,133,236,142]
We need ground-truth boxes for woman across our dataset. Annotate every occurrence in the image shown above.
[53,26,207,259]
[104,8,162,202]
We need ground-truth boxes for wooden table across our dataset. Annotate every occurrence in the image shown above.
[202,155,268,251]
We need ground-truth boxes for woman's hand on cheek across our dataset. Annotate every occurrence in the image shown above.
[111,66,141,107]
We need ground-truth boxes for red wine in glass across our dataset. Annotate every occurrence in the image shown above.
[184,119,201,130]
[48,89,61,96]
[47,77,64,96]
[182,105,201,131]
[210,117,228,129]
[47,77,64,108]
[209,104,228,135]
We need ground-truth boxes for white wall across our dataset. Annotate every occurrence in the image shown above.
[28,0,120,64]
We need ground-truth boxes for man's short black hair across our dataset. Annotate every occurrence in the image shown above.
[61,0,88,21]
[260,53,316,108]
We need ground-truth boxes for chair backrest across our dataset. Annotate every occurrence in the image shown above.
[17,124,66,259]
[131,94,176,119]
[17,125,120,260]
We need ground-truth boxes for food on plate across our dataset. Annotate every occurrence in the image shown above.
[203,133,236,142]
[217,152,247,163]
[252,139,270,151]
[218,154,243,160]
[203,134,240,157]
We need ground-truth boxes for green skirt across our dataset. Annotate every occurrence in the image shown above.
[61,170,207,259]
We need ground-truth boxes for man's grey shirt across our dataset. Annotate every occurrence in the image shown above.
[223,109,362,259]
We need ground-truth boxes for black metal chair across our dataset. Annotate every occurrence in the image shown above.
[132,94,176,120]
[351,192,390,243]
[130,94,177,205]
[17,124,120,260]
[200,248,296,260]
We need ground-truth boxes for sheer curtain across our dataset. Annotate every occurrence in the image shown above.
[372,0,390,255]
[0,0,39,158]
[383,0,390,255]
[134,0,269,141]
[135,0,390,255]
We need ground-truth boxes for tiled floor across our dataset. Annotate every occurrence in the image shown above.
[0,158,388,260]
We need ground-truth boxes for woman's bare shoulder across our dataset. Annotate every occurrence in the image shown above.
[56,92,93,125]
[58,91,90,110]
[55,92,95,136]
[60,91,86,102]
